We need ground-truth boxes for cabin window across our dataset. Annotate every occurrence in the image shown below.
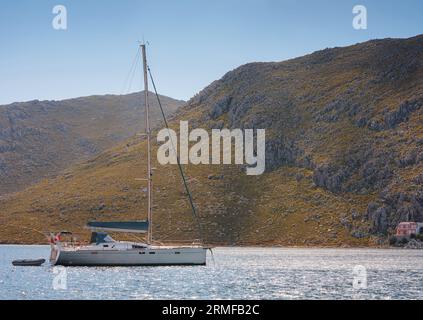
[139,252,145,254]
[175,252,181,254]
[103,245,109,248]
[149,252,156,254]
[133,245,146,249]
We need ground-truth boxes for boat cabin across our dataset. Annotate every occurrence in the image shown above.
[89,232,115,245]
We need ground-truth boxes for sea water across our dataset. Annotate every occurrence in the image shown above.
[1,245,422,300]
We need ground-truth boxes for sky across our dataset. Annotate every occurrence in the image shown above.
[0,0,422,104]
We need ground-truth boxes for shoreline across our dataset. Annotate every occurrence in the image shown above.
[0,242,395,249]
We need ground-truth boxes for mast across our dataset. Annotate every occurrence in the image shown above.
[141,44,153,244]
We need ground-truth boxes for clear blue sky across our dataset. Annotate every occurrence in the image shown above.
[0,0,422,104]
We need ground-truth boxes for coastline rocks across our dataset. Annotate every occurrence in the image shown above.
[367,188,423,235]
[404,239,423,249]
[367,203,389,234]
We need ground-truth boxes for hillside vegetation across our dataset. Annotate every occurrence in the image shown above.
[0,35,422,246]
[0,92,184,195]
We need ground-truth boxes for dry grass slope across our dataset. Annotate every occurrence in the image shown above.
[0,35,422,246]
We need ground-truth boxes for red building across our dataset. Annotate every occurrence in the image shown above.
[396,222,418,237]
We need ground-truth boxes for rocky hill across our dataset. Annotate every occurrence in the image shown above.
[182,34,423,239]
[0,35,422,245]
[0,93,184,195]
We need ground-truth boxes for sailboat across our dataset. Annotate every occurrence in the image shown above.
[49,44,209,266]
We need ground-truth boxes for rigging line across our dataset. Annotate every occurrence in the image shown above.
[122,48,140,94]
[147,66,204,245]
[126,50,142,94]
[121,48,141,95]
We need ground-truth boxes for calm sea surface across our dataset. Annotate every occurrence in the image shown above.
[1,245,422,300]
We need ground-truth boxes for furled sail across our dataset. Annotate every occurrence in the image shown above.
[86,221,149,233]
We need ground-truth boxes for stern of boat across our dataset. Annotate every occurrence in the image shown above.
[49,243,60,265]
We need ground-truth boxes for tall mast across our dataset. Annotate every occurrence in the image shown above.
[141,44,152,244]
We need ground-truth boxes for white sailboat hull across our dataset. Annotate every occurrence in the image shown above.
[52,245,207,266]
